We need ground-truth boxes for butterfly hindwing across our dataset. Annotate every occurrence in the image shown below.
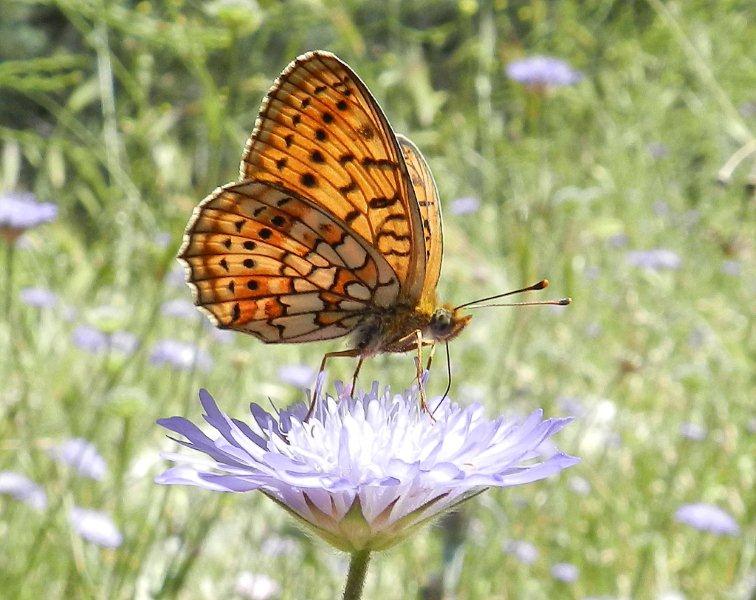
[179,180,401,343]
[396,134,443,309]
[240,50,428,303]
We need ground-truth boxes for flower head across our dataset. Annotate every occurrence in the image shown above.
[20,287,58,309]
[156,382,579,552]
[551,562,579,582]
[69,507,123,548]
[72,325,138,356]
[49,438,107,481]
[0,192,57,242]
[506,56,583,88]
[449,196,480,216]
[277,364,316,389]
[161,298,201,321]
[0,471,47,511]
[675,503,739,536]
[626,249,681,271]
[149,339,212,371]
[504,539,539,565]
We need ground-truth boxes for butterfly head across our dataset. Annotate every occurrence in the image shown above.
[428,306,472,342]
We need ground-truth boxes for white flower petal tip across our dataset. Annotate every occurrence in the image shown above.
[156,382,579,552]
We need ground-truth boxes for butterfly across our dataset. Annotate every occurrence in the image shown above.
[179,51,568,410]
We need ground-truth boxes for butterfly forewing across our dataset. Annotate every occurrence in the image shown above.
[240,51,427,303]
[179,180,401,343]
[396,134,444,308]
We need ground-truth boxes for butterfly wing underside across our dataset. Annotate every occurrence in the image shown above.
[396,134,444,308]
[239,50,428,303]
[179,180,401,343]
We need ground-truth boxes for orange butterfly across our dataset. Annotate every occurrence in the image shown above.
[179,51,568,410]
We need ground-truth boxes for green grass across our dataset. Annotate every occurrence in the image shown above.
[1,1,753,598]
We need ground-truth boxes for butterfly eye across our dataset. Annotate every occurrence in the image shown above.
[429,309,452,336]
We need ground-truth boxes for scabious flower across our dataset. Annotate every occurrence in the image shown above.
[156,382,579,553]
[503,539,539,565]
[675,503,739,536]
[0,471,47,511]
[506,56,583,88]
[551,562,579,582]
[149,339,212,372]
[0,192,57,242]
[48,438,107,481]
[19,286,58,309]
[234,572,281,600]
[72,325,109,353]
[679,422,706,441]
[449,196,480,216]
[161,298,201,321]
[626,249,681,271]
[72,325,138,356]
[69,507,123,548]
[277,364,316,389]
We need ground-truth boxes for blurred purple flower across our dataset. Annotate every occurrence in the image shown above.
[721,260,741,276]
[568,475,591,496]
[110,331,139,356]
[72,326,138,356]
[675,503,739,536]
[49,438,107,481]
[449,196,480,216]
[551,562,579,582]
[0,192,57,241]
[506,56,583,87]
[20,287,58,309]
[679,422,707,441]
[69,507,123,548]
[154,231,172,249]
[150,339,212,371]
[626,249,681,271]
[503,539,539,565]
[647,142,669,159]
[161,298,201,321]
[277,364,316,389]
[0,471,47,511]
[72,325,109,353]
[166,263,187,288]
[607,233,628,248]
[156,383,579,552]
[234,572,281,600]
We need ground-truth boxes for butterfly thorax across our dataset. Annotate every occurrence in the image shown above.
[353,303,471,355]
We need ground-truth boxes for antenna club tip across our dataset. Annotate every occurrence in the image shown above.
[537,279,549,289]
[559,297,572,305]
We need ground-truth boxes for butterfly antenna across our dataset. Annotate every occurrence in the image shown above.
[456,279,571,310]
[431,342,452,417]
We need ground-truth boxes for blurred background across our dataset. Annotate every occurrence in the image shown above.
[0,1,753,598]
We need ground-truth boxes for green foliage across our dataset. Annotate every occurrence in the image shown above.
[0,1,753,598]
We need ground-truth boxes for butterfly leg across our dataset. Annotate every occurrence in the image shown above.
[350,356,365,399]
[306,348,361,420]
[414,330,430,413]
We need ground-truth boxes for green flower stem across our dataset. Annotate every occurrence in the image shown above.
[4,242,15,322]
[343,550,371,600]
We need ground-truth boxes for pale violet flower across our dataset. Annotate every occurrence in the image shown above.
[277,364,316,389]
[551,562,579,582]
[721,260,741,276]
[20,287,58,309]
[156,382,579,552]
[449,196,480,216]
[504,539,539,565]
[49,438,107,481]
[234,572,281,600]
[675,503,739,536]
[0,471,47,511]
[0,192,57,241]
[679,422,706,441]
[149,339,212,372]
[69,507,123,548]
[161,298,201,321]
[506,56,583,87]
[567,475,591,496]
[72,326,138,356]
[626,249,681,271]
